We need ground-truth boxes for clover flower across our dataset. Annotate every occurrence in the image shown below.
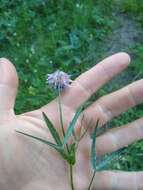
[47,70,72,90]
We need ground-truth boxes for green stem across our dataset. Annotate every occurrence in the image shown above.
[58,89,74,189]
[87,170,96,190]
[58,90,70,153]
[70,164,75,190]
[58,90,65,138]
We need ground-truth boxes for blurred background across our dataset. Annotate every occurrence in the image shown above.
[0,0,143,171]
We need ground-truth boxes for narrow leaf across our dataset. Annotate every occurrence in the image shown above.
[96,148,126,171]
[16,130,73,163]
[91,119,99,170]
[16,130,62,151]
[63,105,83,147]
[42,112,62,145]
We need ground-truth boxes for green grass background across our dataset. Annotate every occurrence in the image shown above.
[1,0,143,171]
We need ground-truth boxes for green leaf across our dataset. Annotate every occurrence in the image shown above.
[63,105,83,147]
[16,130,71,162]
[42,112,62,145]
[91,119,99,170]
[16,130,62,151]
[96,148,126,171]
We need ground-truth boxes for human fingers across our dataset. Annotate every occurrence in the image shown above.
[84,79,143,126]
[61,52,130,110]
[0,58,18,122]
[96,118,143,156]
[94,171,143,190]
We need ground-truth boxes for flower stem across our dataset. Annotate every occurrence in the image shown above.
[87,170,96,190]
[70,164,75,190]
[58,90,65,138]
[58,90,70,153]
[58,89,74,189]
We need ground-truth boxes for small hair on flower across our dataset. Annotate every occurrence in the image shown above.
[47,70,72,90]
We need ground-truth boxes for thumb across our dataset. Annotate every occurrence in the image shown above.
[0,58,18,111]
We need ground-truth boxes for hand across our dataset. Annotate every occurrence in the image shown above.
[0,53,143,190]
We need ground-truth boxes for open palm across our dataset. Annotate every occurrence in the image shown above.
[0,53,143,190]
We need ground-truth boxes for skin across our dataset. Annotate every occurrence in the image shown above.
[0,53,143,190]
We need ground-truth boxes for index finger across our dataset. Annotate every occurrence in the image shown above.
[62,52,130,110]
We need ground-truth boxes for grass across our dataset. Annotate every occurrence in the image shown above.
[0,0,113,114]
[0,0,143,174]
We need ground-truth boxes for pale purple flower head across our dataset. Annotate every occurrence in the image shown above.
[47,70,72,90]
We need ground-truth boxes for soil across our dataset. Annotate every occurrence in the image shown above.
[106,12,142,54]
[103,11,143,89]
